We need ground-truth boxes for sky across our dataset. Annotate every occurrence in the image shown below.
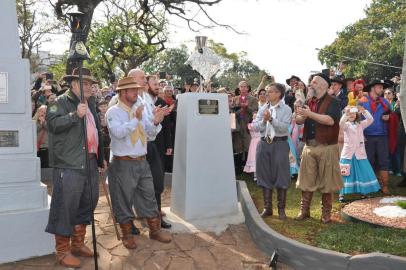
[42,0,372,84]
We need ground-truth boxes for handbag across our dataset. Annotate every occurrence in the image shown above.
[339,163,351,177]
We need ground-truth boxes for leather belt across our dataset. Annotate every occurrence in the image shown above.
[113,155,146,161]
[305,139,326,147]
[260,136,288,143]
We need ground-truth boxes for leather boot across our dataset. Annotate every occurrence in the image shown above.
[71,225,93,257]
[55,235,81,268]
[147,216,172,243]
[379,170,390,195]
[295,191,313,220]
[277,188,287,220]
[321,193,333,224]
[260,188,273,217]
[119,222,137,249]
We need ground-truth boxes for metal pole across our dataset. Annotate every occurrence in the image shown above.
[78,61,99,270]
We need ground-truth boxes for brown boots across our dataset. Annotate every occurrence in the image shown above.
[260,188,287,220]
[147,216,172,243]
[55,235,81,268]
[321,193,332,224]
[260,188,273,217]
[71,225,93,257]
[120,222,137,249]
[277,189,287,220]
[378,170,390,195]
[295,191,313,220]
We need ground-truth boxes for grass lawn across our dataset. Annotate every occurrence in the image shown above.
[240,173,406,257]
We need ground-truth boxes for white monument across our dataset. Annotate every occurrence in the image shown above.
[170,93,239,221]
[0,0,53,263]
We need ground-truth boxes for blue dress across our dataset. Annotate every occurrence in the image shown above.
[339,155,381,195]
[288,126,299,176]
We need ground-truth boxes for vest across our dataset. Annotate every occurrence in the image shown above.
[303,94,339,145]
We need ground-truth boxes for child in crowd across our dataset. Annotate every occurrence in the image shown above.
[339,106,381,201]
[244,112,261,181]
[97,100,111,162]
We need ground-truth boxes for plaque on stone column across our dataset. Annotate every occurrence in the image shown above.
[0,72,8,103]
[0,130,19,147]
[198,99,219,115]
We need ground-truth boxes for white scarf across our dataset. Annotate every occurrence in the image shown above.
[265,102,279,140]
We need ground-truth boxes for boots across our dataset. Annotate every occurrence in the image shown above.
[147,216,172,243]
[379,170,390,195]
[295,191,313,220]
[71,225,93,257]
[55,235,81,268]
[321,193,333,224]
[277,188,287,220]
[260,188,273,217]
[161,217,172,229]
[120,222,137,249]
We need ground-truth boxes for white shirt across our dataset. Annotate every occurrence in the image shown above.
[106,104,161,157]
[136,92,162,141]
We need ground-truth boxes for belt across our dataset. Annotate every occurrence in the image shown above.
[305,139,326,147]
[113,155,146,161]
[260,136,288,143]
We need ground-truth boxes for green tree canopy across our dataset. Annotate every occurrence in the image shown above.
[318,0,406,80]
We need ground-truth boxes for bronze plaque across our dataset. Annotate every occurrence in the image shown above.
[0,130,19,147]
[198,99,219,115]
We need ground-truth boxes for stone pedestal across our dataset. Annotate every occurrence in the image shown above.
[0,0,53,264]
[171,93,238,221]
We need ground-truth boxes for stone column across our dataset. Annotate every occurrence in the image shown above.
[0,0,53,263]
[171,93,239,220]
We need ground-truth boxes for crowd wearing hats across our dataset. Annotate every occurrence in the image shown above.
[30,66,405,266]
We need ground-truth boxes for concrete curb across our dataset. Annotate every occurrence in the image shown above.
[236,180,406,270]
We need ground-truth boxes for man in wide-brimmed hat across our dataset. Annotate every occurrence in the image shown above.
[359,79,392,194]
[106,76,171,251]
[330,76,348,111]
[45,67,107,268]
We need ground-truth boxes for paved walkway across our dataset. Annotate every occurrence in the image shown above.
[0,189,292,270]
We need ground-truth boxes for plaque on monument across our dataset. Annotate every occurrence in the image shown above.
[0,130,19,147]
[0,72,8,103]
[198,99,219,115]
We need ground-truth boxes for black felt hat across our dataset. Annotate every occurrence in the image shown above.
[365,79,391,92]
[331,76,345,86]
[313,73,331,87]
[286,75,301,85]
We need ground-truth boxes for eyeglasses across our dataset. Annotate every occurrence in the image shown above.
[384,92,393,95]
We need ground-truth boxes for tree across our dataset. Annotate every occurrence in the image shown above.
[318,0,406,80]
[17,0,61,71]
[141,45,200,87]
[208,41,268,89]
[86,0,168,83]
[51,0,233,73]
[400,34,406,132]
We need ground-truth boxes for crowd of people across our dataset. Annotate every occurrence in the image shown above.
[30,67,405,267]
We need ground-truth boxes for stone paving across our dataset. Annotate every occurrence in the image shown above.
[0,188,293,270]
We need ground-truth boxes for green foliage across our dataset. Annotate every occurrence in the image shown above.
[141,45,200,87]
[318,0,406,80]
[86,10,168,84]
[48,52,68,82]
[397,200,406,209]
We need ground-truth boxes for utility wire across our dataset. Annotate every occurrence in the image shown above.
[315,48,403,70]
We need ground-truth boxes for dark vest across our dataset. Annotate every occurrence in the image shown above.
[303,94,339,145]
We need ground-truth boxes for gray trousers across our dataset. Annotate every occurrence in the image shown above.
[45,156,99,237]
[107,159,159,224]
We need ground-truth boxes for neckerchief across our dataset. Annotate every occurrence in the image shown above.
[117,99,146,146]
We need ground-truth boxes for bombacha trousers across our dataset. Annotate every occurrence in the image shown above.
[45,155,99,237]
[107,158,159,224]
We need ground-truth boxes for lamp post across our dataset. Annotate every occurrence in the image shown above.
[67,10,99,270]
[195,36,207,92]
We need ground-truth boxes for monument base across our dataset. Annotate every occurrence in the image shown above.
[0,198,53,264]
[162,204,244,235]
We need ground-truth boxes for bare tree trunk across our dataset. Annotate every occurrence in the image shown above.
[400,33,406,132]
